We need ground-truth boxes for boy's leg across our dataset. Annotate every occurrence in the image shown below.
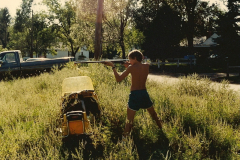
[147,106,162,129]
[123,107,136,136]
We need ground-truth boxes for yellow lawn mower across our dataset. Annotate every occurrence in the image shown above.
[60,76,101,138]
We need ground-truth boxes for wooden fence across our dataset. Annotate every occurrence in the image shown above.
[150,58,196,69]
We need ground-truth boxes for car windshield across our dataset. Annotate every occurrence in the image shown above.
[0,53,16,63]
[0,53,5,60]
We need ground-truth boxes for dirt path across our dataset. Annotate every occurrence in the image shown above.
[148,73,240,94]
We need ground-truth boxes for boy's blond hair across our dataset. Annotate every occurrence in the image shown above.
[128,50,143,62]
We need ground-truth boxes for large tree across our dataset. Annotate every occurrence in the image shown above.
[182,0,198,48]
[164,0,222,48]
[215,0,240,65]
[103,0,136,59]
[135,0,222,58]
[71,0,97,55]
[31,13,58,57]
[44,0,80,58]
[0,8,11,49]
[134,2,183,60]
[73,0,143,59]
[13,0,57,57]
[14,0,33,32]
[14,0,34,56]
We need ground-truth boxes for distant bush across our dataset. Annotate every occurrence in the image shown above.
[0,45,8,52]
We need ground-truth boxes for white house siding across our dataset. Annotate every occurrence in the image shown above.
[46,49,89,60]
[46,50,68,58]
[75,49,90,60]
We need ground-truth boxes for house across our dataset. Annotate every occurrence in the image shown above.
[39,42,90,60]
[46,48,90,60]
[194,33,220,47]
[179,33,220,47]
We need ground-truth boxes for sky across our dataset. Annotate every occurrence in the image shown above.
[0,0,67,17]
[0,0,228,18]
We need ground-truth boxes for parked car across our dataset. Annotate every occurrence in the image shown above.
[26,58,51,61]
[0,50,74,76]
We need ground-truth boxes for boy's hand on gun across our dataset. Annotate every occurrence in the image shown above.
[123,61,130,68]
[103,61,114,67]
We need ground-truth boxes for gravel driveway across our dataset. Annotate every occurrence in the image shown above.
[148,73,240,94]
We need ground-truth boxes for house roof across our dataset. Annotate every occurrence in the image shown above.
[194,33,220,47]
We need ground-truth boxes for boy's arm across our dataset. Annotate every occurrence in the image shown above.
[104,61,131,82]
[112,67,131,82]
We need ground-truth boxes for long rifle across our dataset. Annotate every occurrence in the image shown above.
[74,59,129,65]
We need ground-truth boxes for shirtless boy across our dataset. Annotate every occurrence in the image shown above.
[104,50,162,137]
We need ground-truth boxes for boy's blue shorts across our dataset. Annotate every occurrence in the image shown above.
[128,89,153,111]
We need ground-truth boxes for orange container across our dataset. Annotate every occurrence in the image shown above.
[68,120,84,134]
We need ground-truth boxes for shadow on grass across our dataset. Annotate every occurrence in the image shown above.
[132,129,170,160]
[61,135,104,160]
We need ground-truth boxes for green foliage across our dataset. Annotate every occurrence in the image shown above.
[215,0,240,65]
[70,22,95,54]
[0,7,11,48]
[74,0,144,59]
[170,0,217,48]
[8,26,29,56]
[0,45,8,52]
[135,0,223,59]
[134,4,183,60]
[102,0,140,59]
[43,0,80,57]
[0,64,239,159]
[73,0,97,53]
[12,0,58,57]
[14,0,33,32]
[124,27,144,51]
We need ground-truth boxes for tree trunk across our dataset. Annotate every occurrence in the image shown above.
[120,39,126,59]
[70,44,79,59]
[94,0,104,60]
[0,38,7,48]
[74,47,80,59]
[30,31,33,58]
[183,0,197,55]
[187,14,194,49]
[70,43,74,57]
[107,46,110,59]
[120,19,126,59]
[1,29,8,48]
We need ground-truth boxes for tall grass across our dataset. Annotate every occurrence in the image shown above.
[0,62,239,159]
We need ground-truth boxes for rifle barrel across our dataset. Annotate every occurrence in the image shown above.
[74,59,128,64]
